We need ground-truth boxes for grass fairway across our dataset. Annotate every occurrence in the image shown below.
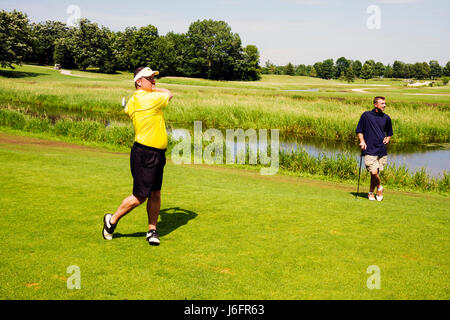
[0,132,448,300]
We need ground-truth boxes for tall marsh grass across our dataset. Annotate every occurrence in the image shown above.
[0,109,134,147]
[1,66,449,144]
[1,109,447,194]
[279,148,448,193]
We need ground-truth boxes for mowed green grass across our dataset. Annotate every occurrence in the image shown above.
[0,132,448,299]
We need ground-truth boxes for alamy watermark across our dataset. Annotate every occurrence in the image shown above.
[67,265,81,289]
[171,121,279,175]
[366,265,381,290]
[366,5,381,30]
[66,5,81,27]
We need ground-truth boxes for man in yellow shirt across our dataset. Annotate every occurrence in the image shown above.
[103,67,173,245]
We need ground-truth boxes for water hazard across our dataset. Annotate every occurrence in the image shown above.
[168,124,449,177]
[279,134,449,178]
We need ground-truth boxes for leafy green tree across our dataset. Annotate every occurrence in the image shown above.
[285,62,295,76]
[364,59,375,68]
[360,62,373,82]
[313,59,334,79]
[28,21,68,65]
[335,57,350,79]
[0,10,32,68]
[443,61,450,76]
[411,62,430,79]
[295,64,307,76]
[343,65,355,83]
[163,32,190,76]
[262,60,276,74]
[186,19,243,80]
[441,76,449,85]
[408,63,418,79]
[53,37,76,68]
[404,64,412,78]
[374,62,385,78]
[392,60,406,78]
[240,45,261,80]
[112,27,137,71]
[313,62,323,78]
[149,35,178,76]
[275,66,285,75]
[98,29,118,74]
[421,62,431,79]
[129,25,159,70]
[429,60,442,79]
[67,19,113,71]
[351,60,362,78]
[383,64,393,78]
[320,59,334,79]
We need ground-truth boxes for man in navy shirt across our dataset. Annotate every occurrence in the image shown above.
[356,96,393,201]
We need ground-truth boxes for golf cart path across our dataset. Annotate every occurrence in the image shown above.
[0,132,441,200]
[59,69,96,78]
[350,86,391,93]
[60,70,79,76]
[351,88,370,93]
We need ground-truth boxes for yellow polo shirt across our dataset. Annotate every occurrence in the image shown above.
[125,90,170,149]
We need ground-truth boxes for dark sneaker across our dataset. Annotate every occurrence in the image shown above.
[103,213,117,240]
[146,229,160,246]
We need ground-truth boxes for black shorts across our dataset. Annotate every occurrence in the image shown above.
[130,142,166,198]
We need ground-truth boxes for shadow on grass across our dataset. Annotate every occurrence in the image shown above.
[0,69,48,78]
[350,192,369,199]
[114,207,198,239]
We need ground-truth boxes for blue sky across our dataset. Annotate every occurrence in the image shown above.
[2,0,449,66]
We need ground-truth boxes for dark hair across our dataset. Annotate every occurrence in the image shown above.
[373,96,385,105]
[134,67,146,89]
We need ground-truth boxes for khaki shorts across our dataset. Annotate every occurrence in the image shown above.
[365,155,388,173]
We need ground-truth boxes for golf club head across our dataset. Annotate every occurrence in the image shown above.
[121,97,126,108]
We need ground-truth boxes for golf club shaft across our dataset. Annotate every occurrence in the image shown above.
[356,154,363,199]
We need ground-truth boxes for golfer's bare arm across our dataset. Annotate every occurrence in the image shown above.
[358,133,367,150]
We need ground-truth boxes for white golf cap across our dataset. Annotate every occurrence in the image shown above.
[133,67,159,82]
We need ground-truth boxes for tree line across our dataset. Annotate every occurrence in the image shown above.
[264,57,450,82]
[2,10,449,83]
[0,10,262,81]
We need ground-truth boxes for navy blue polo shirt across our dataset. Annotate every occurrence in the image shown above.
[356,109,393,156]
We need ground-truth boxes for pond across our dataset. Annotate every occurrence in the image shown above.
[279,134,449,178]
[168,124,449,178]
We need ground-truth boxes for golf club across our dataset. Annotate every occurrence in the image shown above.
[356,153,363,199]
